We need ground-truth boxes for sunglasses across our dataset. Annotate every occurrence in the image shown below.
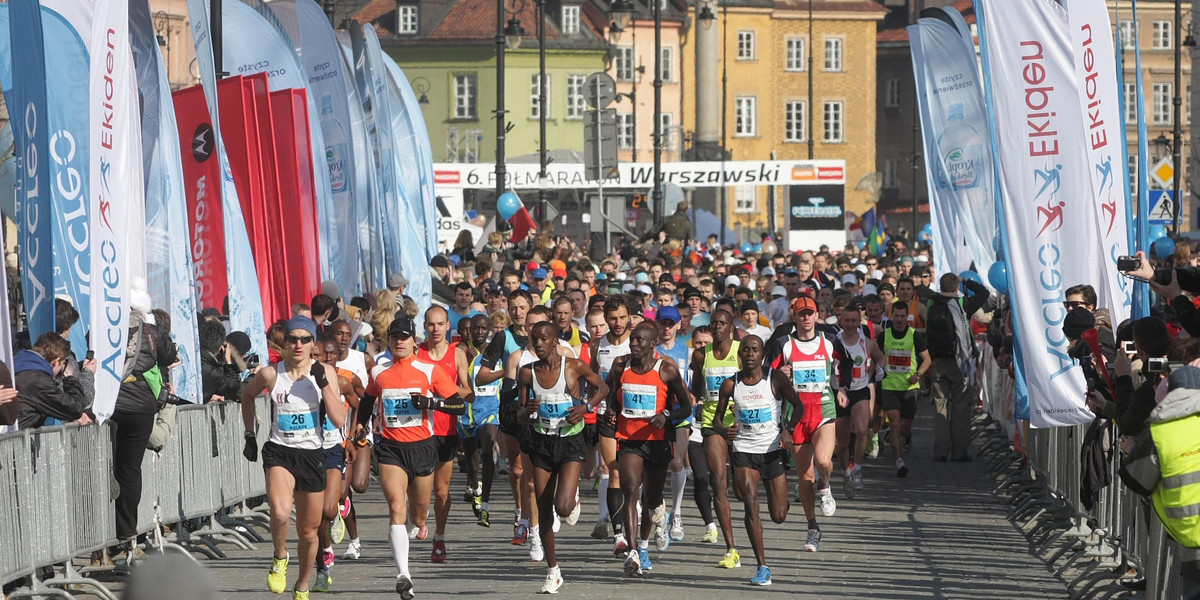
[285,334,314,345]
[1063,301,1086,309]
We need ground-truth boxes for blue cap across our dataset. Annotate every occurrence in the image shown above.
[1169,365,1200,391]
[596,273,607,281]
[532,268,548,280]
[635,272,650,283]
[656,305,681,324]
[285,316,318,339]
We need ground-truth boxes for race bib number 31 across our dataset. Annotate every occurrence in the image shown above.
[538,393,573,431]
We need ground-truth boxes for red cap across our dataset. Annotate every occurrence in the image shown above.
[790,296,818,314]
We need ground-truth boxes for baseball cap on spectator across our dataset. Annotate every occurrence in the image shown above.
[684,287,704,300]
[762,266,776,277]
[388,315,416,338]
[724,275,740,288]
[791,296,818,314]
[656,305,681,324]
[526,262,541,271]
[449,255,462,267]
[855,264,869,275]
[841,273,859,286]
[226,331,252,356]
[871,269,884,280]
[532,268,548,280]
[553,266,567,279]
[484,282,503,295]
[861,284,878,296]
[635,272,650,283]
[915,255,930,265]
[636,284,653,296]
[321,280,341,300]
[771,286,787,297]
[387,273,408,289]
[622,283,635,292]
[1168,365,1200,390]
[617,272,628,281]
[430,255,451,269]
[201,307,222,319]
[659,273,676,285]
[550,259,567,272]
[596,273,608,281]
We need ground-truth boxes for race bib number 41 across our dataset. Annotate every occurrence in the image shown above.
[622,383,659,419]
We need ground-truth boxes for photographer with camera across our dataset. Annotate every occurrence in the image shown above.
[1121,251,1200,337]
[200,320,247,404]
[1099,317,1171,438]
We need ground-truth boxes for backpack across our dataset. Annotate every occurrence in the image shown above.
[123,323,166,401]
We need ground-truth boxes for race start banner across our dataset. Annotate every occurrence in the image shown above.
[977,0,1097,428]
[432,160,847,190]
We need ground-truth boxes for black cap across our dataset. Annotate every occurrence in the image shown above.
[683,287,704,300]
[388,316,417,338]
[430,255,451,269]
[226,331,252,356]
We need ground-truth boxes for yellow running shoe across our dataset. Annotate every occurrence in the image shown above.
[717,549,741,569]
[293,589,309,600]
[267,554,289,593]
[701,527,719,544]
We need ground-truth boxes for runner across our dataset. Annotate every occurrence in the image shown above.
[516,322,609,593]
[355,315,466,599]
[773,296,851,553]
[415,306,473,563]
[607,322,692,577]
[834,305,885,499]
[653,306,692,542]
[876,301,930,477]
[240,317,347,600]
[712,335,803,586]
[590,295,633,553]
[331,320,374,561]
[684,326,719,543]
[460,314,500,526]
[313,338,362,593]
[689,309,742,567]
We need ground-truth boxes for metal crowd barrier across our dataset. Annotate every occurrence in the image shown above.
[975,343,1185,599]
[1,396,273,597]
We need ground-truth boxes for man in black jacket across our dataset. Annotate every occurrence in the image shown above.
[16,332,97,429]
[200,319,244,403]
[925,273,990,461]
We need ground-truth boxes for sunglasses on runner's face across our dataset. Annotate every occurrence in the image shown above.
[285,335,314,345]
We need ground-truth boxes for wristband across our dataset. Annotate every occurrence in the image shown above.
[660,410,671,420]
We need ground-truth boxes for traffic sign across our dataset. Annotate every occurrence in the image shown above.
[1149,190,1174,225]
[585,108,618,181]
[584,72,616,109]
[1151,157,1175,189]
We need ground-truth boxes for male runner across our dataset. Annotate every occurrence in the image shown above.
[241,317,346,600]
[460,314,500,526]
[834,305,885,499]
[589,295,633,553]
[356,316,466,599]
[415,306,473,562]
[877,301,930,477]
[517,322,609,593]
[712,335,803,586]
[773,296,850,552]
[653,306,692,541]
[690,309,742,568]
[607,323,692,576]
[331,320,374,560]
[312,338,362,593]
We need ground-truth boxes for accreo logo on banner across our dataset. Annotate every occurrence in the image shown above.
[96,27,126,379]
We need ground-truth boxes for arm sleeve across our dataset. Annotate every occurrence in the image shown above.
[481,334,506,370]
[963,281,991,315]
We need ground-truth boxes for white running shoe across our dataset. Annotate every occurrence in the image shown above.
[651,504,669,550]
[669,513,685,542]
[566,490,581,526]
[803,528,822,552]
[817,485,837,517]
[529,533,545,562]
[552,512,561,534]
[540,568,563,594]
[342,539,361,560]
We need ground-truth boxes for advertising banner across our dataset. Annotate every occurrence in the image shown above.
[270,88,322,303]
[977,0,1097,428]
[173,86,229,311]
[433,159,847,190]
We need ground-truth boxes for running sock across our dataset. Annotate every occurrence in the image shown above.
[706,522,718,531]
[432,534,444,542]
[853,464,862,473]
[323,546,332,556]
[481,502,489,512]
[389,525,410,577]
[807,519,819,531]
[598,475,610,521]
[519,518,530,529]
[670,470,686,516]
[844,467,853,478]
[638,539,649,550]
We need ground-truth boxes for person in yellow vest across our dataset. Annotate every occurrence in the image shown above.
[1122,365,1200,597]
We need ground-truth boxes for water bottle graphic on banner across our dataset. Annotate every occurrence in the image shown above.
[322,94,350,194]
[937,103,984,190]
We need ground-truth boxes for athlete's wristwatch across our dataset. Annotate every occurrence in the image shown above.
[660,410,671,420]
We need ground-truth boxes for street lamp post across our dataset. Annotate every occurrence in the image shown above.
[1173,0,1184,233]
[537,0,549,222]
[807,0,814,160]
[495,1,525,203]
[652,0,664,227]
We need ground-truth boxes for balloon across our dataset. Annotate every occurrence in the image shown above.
[919,229,933,243]
[1153,236,1176,257]
[960,270,983,286]
[761,241,777,255]
[752,244,763,253]
[741,243,754,254]
[987,261,1008,295]
[497,192,521,220]
[1149,224,1168,242]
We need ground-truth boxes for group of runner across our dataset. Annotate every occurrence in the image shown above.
[238,263,934,597]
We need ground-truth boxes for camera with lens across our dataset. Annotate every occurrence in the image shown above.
[245,353,260,370]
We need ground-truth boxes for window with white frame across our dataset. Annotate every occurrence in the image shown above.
[614,46,635,82]
[567,74,585,120]
[1189,84,1193,125]
[454,74,477,119]
[883,159,901,188]
[398,5,418,34]
[659,46,673,82]
[1153,82,1172,124]
[737,30,756,60]
[1119,20,1137,50]
[823,100,844,142]
[734,186,757,213]
[786,37,805,71]
[785,100,806,142]
[1125,82,1137,123]
[735,96,757,137]
[824,37,843,72]
[531,73,551,118]
[1129,154,1138,192]
[617,113,634,149]
[561,5,580,34]
[885,78,901,108]
[1152,20,1172,49]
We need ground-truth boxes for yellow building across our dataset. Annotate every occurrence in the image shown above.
[683,0,887,237]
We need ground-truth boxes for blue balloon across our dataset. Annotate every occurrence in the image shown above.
[987,261,1008,295]
[1153,236,1176,257]
[1149,224,1168,242]
[740,243,753,254]
[498,192,521,220]
[752,244,763,253]
[960,269,983,288]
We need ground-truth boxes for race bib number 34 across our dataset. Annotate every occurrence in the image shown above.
[792,360,827,393]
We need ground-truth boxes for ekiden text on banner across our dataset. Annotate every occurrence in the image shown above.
[976,0,1098,428]
[1068,0,1132,326]
[88,0,143,422]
